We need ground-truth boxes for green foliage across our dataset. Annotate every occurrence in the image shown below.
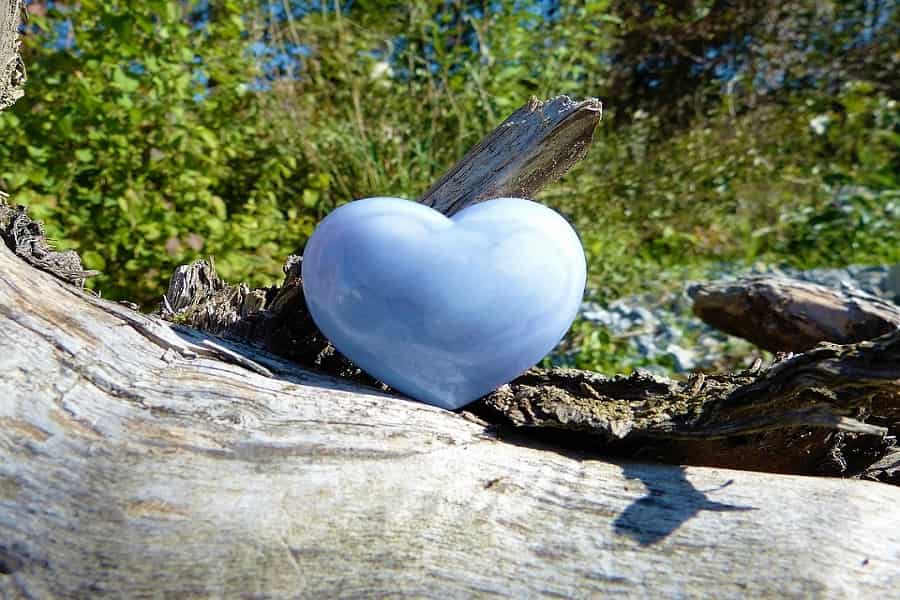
[545,316,767,376]
[0,0,317,304]
[0,0,896,382]
[542,318,671,374]
[779,188,900,268]
[256,0,617,208]
[550,81,899,304]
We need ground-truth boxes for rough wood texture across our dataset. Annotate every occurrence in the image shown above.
[0,0,25,110]
[690,275,900,352]
[477,339,899,478]
[3,89,900,595]
[418,95,602,215]
[865,448,900,484]
[2,240,900,598]
[1,202,97,287]
[157,242,900,479]
[160,256,372,382]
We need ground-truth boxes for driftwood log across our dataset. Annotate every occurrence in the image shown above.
[0,0,24,110]
[690,276,900,352]
[3,199,900,597]
[418,96,602,216]
[3,12,900,595]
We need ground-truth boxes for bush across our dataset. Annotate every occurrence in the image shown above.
[1,1,318,305]
[1,0,896,322]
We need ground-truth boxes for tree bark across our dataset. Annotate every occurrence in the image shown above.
[2,89,900,596]
[0,0,25,111]
[689,276,900,352]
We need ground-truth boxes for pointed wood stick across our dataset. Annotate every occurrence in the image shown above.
[418,95,602,215]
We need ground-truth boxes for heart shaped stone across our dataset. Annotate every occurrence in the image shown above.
[301,197,586,409]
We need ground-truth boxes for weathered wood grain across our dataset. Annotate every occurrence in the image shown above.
[0,0,25,110]
[2,241,900,598]
[418,95,603,215]
[0,202,98,287]
[690,275,900,352]
[478,338,899,477]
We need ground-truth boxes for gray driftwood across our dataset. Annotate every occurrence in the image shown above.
[3,221,900,598]
[418,95,602,215]
[690,276,900,352]
[0,0,24,110]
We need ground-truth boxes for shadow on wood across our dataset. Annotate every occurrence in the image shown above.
[613,466,755,546]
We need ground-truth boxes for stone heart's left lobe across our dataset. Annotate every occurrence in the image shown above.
[301,197,586,410]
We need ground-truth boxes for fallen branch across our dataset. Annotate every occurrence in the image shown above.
[418,95,602,215]
[477,333,898,476]
[689,275,900,352]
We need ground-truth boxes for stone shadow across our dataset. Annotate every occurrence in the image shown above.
[614,461,756,546]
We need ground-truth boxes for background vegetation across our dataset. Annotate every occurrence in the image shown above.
[1,0,897,372]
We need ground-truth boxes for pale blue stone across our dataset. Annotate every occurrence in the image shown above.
[301,197,586,410]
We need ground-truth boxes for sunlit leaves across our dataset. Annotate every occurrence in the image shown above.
[0,0,310,306]
[0,0,895,317]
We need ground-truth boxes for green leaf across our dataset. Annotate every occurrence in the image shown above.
[75,149,95,163]
[197,128,218,150]
[81,250,106,271]
[302,189,320,208]
[112,68,139,93]
[210,196,227,220]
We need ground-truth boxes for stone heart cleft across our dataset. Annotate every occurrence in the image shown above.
[301,197,586,410]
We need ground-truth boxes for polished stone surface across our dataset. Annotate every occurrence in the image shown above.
[302,197,586,410]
